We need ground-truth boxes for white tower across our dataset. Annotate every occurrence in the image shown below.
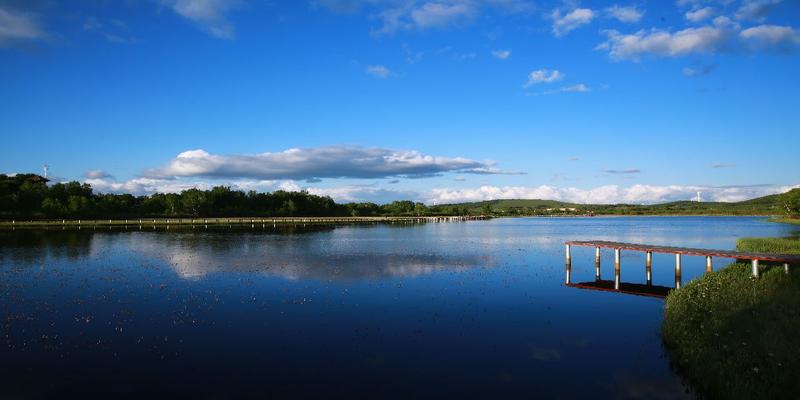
[43,164,49,179]
[695,191,701,202]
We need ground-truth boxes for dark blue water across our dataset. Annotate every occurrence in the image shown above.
[1,217,796,399]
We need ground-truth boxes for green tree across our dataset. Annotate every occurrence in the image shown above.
[181,189,208,216]
[41,197,66,216]
[164,193,180,215]
[780,188,800,217]
[67,196,91,215]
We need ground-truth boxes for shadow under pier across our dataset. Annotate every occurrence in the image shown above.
[566,280,672,299]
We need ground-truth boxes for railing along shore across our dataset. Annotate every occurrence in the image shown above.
[0,215,492,227]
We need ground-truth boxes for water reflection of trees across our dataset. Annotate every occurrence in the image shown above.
[0,229,95,264]
[0,225,334,266]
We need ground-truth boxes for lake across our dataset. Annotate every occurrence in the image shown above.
[1,217,796,398]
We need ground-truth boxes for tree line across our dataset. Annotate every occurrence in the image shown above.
[0,174,474,219]
[780,188,800,218]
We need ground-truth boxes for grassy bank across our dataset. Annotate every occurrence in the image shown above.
[737,237,800,253]
[662,237,800,399]
[770,217,800,225]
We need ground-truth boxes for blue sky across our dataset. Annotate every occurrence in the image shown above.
[1,0,798,204]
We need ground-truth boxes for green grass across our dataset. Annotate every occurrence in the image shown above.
[737,237,800,254]
[662,238,800,399]
[771,217,800,226]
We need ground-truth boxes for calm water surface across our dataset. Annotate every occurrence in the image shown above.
[1,217,797,399]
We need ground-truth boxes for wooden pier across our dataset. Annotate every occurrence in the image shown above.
[564,240,800,292]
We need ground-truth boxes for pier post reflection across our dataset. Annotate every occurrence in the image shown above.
[565,263,571,285]
[595,247,601,281]
[614,249,621,290]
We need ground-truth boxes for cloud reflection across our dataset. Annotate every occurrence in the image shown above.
[124,228,495,280]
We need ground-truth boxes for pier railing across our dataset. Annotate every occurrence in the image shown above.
[0,215,492,227]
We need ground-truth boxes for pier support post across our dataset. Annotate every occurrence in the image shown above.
[565,244,572,265]
[752,259,760,278]
[565,244,572,284]
[614,249,621,290]
[706,256,713,273]
[675,254,682,289]
[646,252,652,286]
[595,247,601,281]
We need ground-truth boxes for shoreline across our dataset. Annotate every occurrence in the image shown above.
[0,215,491,227]
[2,214,792,228]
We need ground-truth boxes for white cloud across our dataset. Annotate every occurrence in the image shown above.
[143,146,519,180]
[524,69,564,86]
[683,63,716,76]
[374,1,478,34]
[0,6,46,47]
[735,0,782,22]
[491,49,511,59]
[85,176,287,195]
[86,176,416,204]
[675,0,703,7]
[740,24,800,49]
[352,0,533,35]
[551,8,594,37]
[460,166,525,175]
[366,64,391,78]
[162,0,241,39]
[83,16,136,44]
[560,83,590,92]
[82,175,800,206]
[597,17,738,60]
[410,1,476,29]
[528,83,591,96]
[307,185,418,203]
[85,170,113,179]
[685,7,715,23]
[426,183,799,205]
[85,177,209,194]
[605,5,643,24]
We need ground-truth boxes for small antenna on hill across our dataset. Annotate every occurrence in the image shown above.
[43,164,49,179]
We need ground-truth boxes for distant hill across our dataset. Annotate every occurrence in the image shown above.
[442,194,784,216]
